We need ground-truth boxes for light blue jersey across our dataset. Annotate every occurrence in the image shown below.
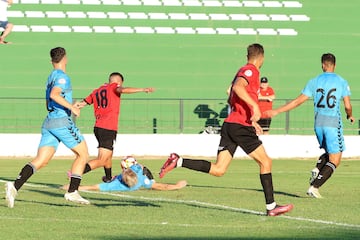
[302,72,350,153]
[46,69,72,118]
[39,68,84,150]
[99,164,154,192]
[302,72,350,128]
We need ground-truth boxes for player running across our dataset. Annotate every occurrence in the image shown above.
[265,53,354,198]
[159,43,293,216]
[0,0,14,44]
[75,72,154,182]
[5,47,90,208]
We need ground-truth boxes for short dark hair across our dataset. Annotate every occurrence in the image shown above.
[50,47,66,63]
[260,77,268,83]
[109,72,124,82]
[321,53,336,65]
[247,43,264,60]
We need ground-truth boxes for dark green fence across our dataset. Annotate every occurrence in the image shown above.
[0,97,358,135]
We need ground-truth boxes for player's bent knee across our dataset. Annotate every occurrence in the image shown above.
[210,168,226,177]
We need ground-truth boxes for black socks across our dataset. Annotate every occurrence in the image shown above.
[182,158,211,173]
[260,173,275,205]
[14,163,36,191]
[68,174,82,193]
[313,162,336,188]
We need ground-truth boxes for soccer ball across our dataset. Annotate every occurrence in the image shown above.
[121,156,138,169]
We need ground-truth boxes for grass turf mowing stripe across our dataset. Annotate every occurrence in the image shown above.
[1,179,359,229]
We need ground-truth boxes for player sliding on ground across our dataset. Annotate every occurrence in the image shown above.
[62,157,187,192]
[159,43,293,217]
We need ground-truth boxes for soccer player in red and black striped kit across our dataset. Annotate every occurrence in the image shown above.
[159,43,293,216]
[77,72,154,182]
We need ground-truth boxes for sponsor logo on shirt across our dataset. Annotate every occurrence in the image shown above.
[244,70,253,77]
[58,78,66,84]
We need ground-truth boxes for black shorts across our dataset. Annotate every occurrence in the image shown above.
[94,127,117,151]
[143,166,154,180]
[218,122,262,155]
[258,118,272,132]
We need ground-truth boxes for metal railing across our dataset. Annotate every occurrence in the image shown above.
[0,97,359,135]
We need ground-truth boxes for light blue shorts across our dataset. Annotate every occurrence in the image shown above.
[315,126,345,154]
[39,116,84,150]
[0,21,9,29]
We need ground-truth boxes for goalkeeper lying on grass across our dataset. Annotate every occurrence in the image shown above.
[62,158,187,192]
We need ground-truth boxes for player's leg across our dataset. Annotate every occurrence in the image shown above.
[208,150,233,176]
[16,146,56,189]
[5,146,56,208]
[317,153,330,170]
[64,140,90,204]
[159,152,212,178]
[5,129,58,208]
[83,128,116,182]
[248,144,275,207]
[307,152,339,198]
[310,128,328,184]
[89,148,113,180]
[0,21,13,43]
[312,152,341,188]
[83,147,113,179]
[245,130,293,216]
[307,127,343,198]
[59,120,90,204]
[249,145,293,216]
[159,151,233,178]
[309,153,329,184]
[159,122,236,178]
[68,141,89,190]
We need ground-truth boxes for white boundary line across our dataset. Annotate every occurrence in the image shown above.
[1,180,360,229]
[85,190,360,229]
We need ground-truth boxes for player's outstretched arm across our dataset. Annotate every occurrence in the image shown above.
[265,94,308,118]
[74,100,88,109]
[151,180,187,191]
[117,87,155,94]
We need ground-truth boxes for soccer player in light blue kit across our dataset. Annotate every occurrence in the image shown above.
[266,53,354,198]
[5,47,91,208]
[100,164,154,192]
[0,0,14,44]
[62,163,187,192]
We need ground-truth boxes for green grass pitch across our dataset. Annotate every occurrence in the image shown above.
[0,158,359,239]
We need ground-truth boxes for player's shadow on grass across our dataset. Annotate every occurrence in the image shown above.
[24,187,266,216]
[189,184,302,198]
[0,178,61,189]
[94,237,352,240]
[0,179,160,208]
[26,188,161,208]
[96,237,271,240]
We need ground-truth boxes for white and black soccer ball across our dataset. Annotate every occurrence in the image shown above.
[121,156,138,169]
